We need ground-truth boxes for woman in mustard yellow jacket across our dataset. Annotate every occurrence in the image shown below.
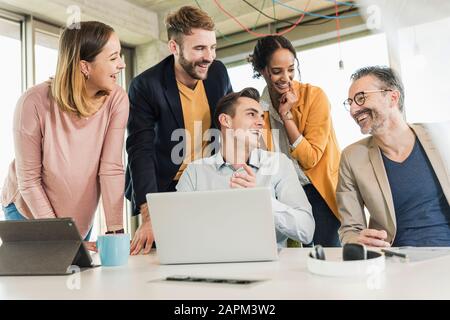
[250,35,341,247]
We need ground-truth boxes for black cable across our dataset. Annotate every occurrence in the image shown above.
[242,0,296,26]
[240,0,356,27]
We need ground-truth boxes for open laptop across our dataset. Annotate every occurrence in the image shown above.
[146,187,278,264]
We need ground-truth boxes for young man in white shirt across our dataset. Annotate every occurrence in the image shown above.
[176,88,315,247]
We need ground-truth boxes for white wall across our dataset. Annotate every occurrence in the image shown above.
[358,0,450,123]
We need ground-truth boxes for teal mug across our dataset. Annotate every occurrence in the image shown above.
[96,234,130,266]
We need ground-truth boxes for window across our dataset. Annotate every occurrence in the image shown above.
[0,17,22,196]
[227,62,266,93]
[298,32,390,148]
[34,27,59,84]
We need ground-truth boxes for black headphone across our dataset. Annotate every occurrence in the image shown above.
[309,243,382,261]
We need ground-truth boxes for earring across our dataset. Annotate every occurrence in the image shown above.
[83,72,90,80]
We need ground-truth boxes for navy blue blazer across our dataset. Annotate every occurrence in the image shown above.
[125,55,232,215]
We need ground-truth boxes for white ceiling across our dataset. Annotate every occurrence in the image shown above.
[0,0,159,45]
[124,0,349,36]
[0,0,357,45]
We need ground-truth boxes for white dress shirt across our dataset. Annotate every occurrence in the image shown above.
[176,148,315,247]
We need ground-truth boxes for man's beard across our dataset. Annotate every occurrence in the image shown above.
[179,48,210,80]
[353,108,385,135]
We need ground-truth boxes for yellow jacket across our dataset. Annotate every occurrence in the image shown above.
[263,81,341,218]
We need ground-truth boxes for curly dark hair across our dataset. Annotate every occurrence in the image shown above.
[249,35,300,80]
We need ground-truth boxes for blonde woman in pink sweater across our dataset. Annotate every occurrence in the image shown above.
[1,21,128,247]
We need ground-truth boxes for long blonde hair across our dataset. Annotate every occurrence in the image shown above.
[51,21,114,117]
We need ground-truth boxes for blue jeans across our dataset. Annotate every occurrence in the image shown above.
[304,184,341,247]
[2,203,92,241]
[2,202,26,220]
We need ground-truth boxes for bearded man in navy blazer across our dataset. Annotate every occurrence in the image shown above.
[125,6,232,254]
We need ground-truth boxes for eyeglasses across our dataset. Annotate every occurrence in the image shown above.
[343,89,393,111]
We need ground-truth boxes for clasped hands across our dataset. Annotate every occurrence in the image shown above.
[230,163,256,189]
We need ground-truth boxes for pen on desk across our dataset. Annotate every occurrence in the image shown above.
[381,249,408,259]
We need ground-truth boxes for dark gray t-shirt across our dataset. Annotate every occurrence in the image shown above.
[382,139,450,247]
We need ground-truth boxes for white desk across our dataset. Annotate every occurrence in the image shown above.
[1,248,450,299]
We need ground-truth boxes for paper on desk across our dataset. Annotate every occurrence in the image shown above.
[395,247,450,262]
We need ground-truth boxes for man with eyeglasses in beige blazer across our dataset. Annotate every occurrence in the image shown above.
[338,66,450,247]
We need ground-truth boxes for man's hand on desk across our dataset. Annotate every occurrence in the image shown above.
[357,229,391,247]
[130,203,154,255]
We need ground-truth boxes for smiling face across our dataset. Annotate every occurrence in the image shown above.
[223,97,264,150]
[262,48,296,95]
[348,75,393,135]
[84,32,125,93]
[173,28,216,81]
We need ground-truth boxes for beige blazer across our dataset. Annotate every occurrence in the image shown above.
[337,123,450,244]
